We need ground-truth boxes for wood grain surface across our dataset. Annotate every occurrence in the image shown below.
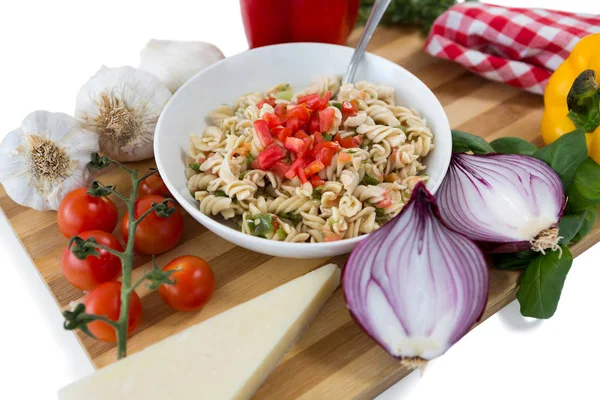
[2,27,598,399]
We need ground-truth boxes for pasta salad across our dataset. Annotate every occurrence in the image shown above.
[186,76,434,243]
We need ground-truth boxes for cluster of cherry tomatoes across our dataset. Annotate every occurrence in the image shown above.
[57,173,215,342]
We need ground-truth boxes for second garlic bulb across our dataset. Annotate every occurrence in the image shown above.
[139,39,225,93]
[75,66,172,162]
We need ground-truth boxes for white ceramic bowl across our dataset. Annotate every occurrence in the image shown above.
[155,43,451,259]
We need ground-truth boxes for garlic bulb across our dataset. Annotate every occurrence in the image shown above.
[139,39,224,93]
[0,111,99,211]
[75,66,171,162]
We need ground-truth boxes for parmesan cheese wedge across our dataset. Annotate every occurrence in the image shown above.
[58,263,340,400]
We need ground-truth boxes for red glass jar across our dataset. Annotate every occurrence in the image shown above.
[240,0,360,49]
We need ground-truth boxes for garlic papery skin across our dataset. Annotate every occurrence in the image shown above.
[0,111,99,211]
[139,39,224,93]
[75,66,172,162]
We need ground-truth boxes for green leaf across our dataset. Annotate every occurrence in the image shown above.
[213,190,227,197]
[312,187,324,200]
[279,212,301,225]
[323,133,333,141]
[375,207,386,218]
[489,137,537,156]
[276,227,286,240]
[516,246,572,319]
[533,128,587,191]
[249,214,274,238]
[68,236,100,260]
[492,251,538,270]
[572,206,598,243]
[451,130,494,154]
[87,152,112,171]
[188,163,201,172]
[362,175,381,186]
[330,102,342,111]
[558,212,586,245]
[567,157,600,212]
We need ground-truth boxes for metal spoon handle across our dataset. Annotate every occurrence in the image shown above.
[343,0,392,84]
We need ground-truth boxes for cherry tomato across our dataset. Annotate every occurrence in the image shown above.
[57,188,118,238]
[62,230,123,290]
[138,173,171,198]
[121,195,184,255]
[158,255,215,312]
[83,281,142,342]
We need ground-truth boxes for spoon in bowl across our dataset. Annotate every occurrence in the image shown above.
[343,0,393,84]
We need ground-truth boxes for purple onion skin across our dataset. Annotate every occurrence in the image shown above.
[436,153,565,254]
[343,182,489,360]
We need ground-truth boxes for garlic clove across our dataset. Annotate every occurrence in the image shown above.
[139,39,225,93]
[0,111,99,211]
[75,66,171,162]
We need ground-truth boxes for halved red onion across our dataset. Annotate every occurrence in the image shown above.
[436,153,565,253]
[343,182,489,365]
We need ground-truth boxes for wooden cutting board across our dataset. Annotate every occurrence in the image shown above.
[2,26,599,399]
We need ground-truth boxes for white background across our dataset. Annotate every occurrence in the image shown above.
[0,1,599,399]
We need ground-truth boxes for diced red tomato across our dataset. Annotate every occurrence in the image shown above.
[301,137,312,157]
[270,161,290,178]
[308,112,321,134]
[313,131,326,146]
[263,112,281,129]
[319,107,335,132]
[342,100,358,118]
[285,117,301,133]
[297,165,308,183]
[339,136,356,148]
[311,175,325,187]
[286,104,310,123]
[254,120,273,147]
[272,126,292,143]
[294,130,310,140]
[257,98,276,109]
[315,147,335,167]
[297,93,320,105]
[284,136,305,154]
[303,160,325,178]
[319,91,332,110]
[256,144,286,170]
[251,158,260,169]
[311,141,339,157]
[376,191,393,208]
[337,152,352,164]
[274,103,287,119]
[324,232,342,242]
[352,135,363,147]
[285,157,305,180]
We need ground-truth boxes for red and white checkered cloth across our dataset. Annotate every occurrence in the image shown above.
[424,3,600,94]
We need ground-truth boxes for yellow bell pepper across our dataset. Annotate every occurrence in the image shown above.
[542,33,600,162]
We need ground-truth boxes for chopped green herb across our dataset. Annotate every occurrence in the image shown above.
[246,154,255,169]
[275,89,293,101]
[213,191,226,197]
[239,171,248,180]
[362,175,380,185]
[312,186,324,200]
[347,149,357,154]
[188,163,201,172]
[248,214,274,238]
[331,102,342,110]
[375,207,386,218]
[276,227,287,240]
[323,133,333,141]
[279,212,302,225]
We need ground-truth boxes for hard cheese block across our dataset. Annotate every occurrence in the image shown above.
[59,263,341,400]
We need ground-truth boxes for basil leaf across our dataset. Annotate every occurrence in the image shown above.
[490,137,537,156]
[516,245,572,319]
[533,128,587,191]
[567,157,600,212]
[362,175,380,185]
[250,214,274,238]
[572,206,598,243]
[451,130,494,154]
[492,251,538,270]
[558,212,586,245]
